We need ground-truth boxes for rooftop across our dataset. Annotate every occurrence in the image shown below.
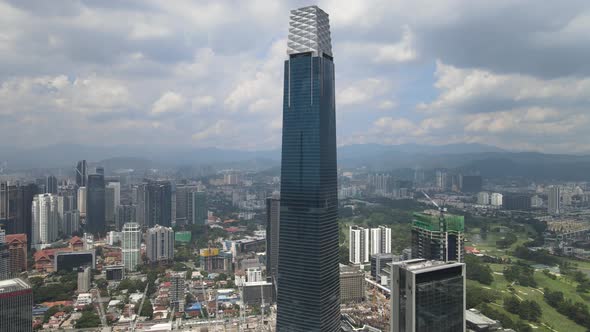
[0,278,30,293]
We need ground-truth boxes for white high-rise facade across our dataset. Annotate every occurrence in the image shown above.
[477,192,490,205]
[380,225,392,254]
[77,187,87,218]
[350,225,391,264]
[122,222,141,271]
[145,224,174,263]
[490,193,503,206]
[548,186,561,215]
[32,194,59,249]
[349,226,369,264]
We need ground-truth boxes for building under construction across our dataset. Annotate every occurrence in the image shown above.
[200,248,233,273]
[411,211,465,262]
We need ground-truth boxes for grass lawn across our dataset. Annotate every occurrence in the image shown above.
[475,264,587,332]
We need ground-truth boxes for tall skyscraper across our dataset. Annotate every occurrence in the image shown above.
[46,175,58,194]
[0,182,17,234]
[277,6,340,331]
[122,222,141,271]
[349,226,369,264]
[411,212,465,263]
[190,191,207,225]
[116,204,136,231]
[105,185,115,227]
[170,272,186,313]
[175,184,199,225]
[86,174,105,235]
[380,225,392,254]
[265,194,280,283]
[146,224,174,263]
[0,278,33,332]
[31,194,59,249]
[139,180,172,228]
[548,185,561,215]
[75,160,87,187]
[16,183,37,250]
[390,259,466,332]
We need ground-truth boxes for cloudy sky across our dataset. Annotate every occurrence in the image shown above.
[1,0,589,153]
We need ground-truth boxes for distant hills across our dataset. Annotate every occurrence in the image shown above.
[1,143,590,181]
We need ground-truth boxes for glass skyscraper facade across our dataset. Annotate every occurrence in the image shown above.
[86,174,105,235]
[391,260,466,332]
[276,6,340,332]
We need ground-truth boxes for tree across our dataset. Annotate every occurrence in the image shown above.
[75,310,101,328]
[503,296,521,315]
[466,283,499,308]
[465,255,494,285]
[140,299,153,319]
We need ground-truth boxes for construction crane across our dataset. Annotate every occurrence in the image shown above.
[421,190,449,260]
[131,282,150,332]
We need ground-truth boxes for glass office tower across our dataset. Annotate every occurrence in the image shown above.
[276,5,340,332]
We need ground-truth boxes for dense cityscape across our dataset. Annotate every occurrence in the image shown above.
[2,2,590,332]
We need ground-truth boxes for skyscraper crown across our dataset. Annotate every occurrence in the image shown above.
[287,5,332,57]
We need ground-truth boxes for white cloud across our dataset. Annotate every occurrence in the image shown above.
[337,78,391,106]
[378,100,396,110]
[151,91,185,114]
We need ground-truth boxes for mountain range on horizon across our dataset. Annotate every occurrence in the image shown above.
[2,142,590,181]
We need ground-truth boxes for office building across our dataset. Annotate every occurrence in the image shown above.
[175,184,199,225]
[63,210,80,236]
[411,212,465,263]
[145,224,174,263]
[105,185,116,227]
[107,182,120,208]
[0,229,8,280]
[247,267,263,283]
[477,192,490,205]
[122,222,141,271]
[77,266,91,292]
[277,6,340,331]
[490,193,503,207]
[76,160,88,187]
[116,204,136,231]
[371,253,400,282]
[96,166,104,176]
[461,175,482,193]
[548,186,561,215]
[5,234,27,274]
[136,180,172,228]
[265,194,280,282]
[86,174,105,234]
[170,272,186,313]
[106,265,125,281]
[0,182,36,240]
[190,191,207,225]
[32,194,59,249]
[243,281,274,305]
[391,259,465,332]
[46,176,58,194]
[55,250,95,272]
[0,278,33,332]
[502,194,531,210]
[350,226,369,264]
[340,264,365,303]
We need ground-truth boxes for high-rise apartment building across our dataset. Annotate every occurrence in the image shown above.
[350,225,391,264]
[86,174,105,234]
[77,186,87,219]
[490,192,503,206]
[477,192,490,205]
[265,194,280,283]
[0,278,33,332]
[190,191,207,225]
[146,224,174,263]
[411,212,464,263]
[350,226,369,264]
[548,186,561,215]
[277,6,340,331]
[63,210,80,236]
[32,194,59,249]
[76,160,87,187]
[122,222,141,271]
[170,272,186,313]
[390,259,465,332]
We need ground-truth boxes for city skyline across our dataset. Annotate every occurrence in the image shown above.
[0,1,590,153]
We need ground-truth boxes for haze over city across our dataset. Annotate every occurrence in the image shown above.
[2,1,590,332]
